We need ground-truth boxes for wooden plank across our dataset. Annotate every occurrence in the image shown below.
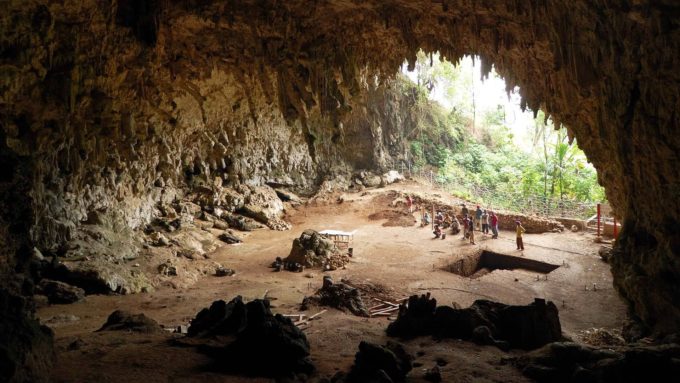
[308,309,327,321]
[372,306,399,315]
[372,297,399,307]
[368,303,389,311]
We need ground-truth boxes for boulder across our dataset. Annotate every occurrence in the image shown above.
[285,229,346,268]
[238,186,289,230]
[344,341,413,383]
[354,171,382,188]
[97,310,163,333]
[387,295,562,350]
[215,266,235,277]
[0,285,55,383]
[513,341,680,383]
[598,246,613,263]
[222,213,261,231]
[275,188,303,203]
[188,296,248,337]
[149,232,170,246]
[188,297,314,378]
[38,279,85,304]
[158,261,177,276]
[381,170,405,185]
[218,232,243,244]
[44,260,152,295]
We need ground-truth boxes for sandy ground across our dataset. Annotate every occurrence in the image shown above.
[38,181,626,382]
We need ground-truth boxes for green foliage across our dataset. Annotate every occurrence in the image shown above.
[402,51,606,213]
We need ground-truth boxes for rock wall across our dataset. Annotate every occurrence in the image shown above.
[1,3,680,378]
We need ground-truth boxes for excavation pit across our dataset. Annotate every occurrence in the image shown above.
[447,250,559,279]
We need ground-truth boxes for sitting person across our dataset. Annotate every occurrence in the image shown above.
[433,224,442,238]
[435,211,444,225]
[450,216,461,234]
[442,213,452,228]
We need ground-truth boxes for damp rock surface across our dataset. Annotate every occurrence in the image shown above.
[513,341,680,383]
[187,297,314,378]
[387,294,562,350]
[37,279,85,304]
[337,341,414,383]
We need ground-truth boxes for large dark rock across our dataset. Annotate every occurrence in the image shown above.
[387,295,562,350]
[217,232,242,244]
[188,297,314,378]
[222,214,261,232]
[386,293,437,338]
[97,310,163,333]
[187,296,247,337]
[513,341,680,383]
[38,279,85,304]
[0,285,55,383]
[343,341,414,383]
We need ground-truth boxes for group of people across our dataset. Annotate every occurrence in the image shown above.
[460,204,499,244]
[407,195,527,251]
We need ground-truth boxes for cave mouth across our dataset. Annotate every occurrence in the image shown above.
[447,250,560,279]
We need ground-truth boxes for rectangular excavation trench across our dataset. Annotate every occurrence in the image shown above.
[447,250,559,279]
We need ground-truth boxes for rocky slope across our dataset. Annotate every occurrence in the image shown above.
[1,1,679,381]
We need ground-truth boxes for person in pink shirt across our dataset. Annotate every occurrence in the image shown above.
[490,212,499,239]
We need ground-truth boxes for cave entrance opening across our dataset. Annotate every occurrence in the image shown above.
[399,52,606,221]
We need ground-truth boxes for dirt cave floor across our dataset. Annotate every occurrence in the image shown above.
[38,182,626,382]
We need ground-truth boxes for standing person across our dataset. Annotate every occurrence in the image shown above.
[481,210,489,234]
[490,212,499,239]
[515,220,526,250]
[462,214,469,240]
[423,211,431,226]
[406,195,413,213]
[469,216,476,244]
[475,206,483,231]
[461,204,469,217]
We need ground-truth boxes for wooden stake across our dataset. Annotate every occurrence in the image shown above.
[308,310,327,321]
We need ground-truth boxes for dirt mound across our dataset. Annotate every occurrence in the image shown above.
[97,310,163,333]
[341,278,402,303]
[285,229,349,269]
[368,210,416,227]
[302,276,369,316]
[386,294,562,350]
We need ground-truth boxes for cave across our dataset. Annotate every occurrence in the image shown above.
[1,1,679,382]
